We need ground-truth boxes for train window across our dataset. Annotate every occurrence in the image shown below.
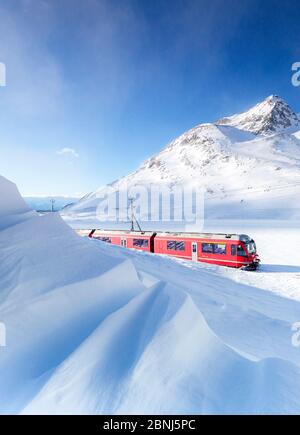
[96,237,111,243]
[202,243,226,255]
[237,245,247,257]
[192,243,197,253]
[246,241,256,254]
[175,241,185,251]
[202,243,214,253]
[167,241,176,250]
[231,245,236,256]
[133,239,149,248]
[167,240,185,251]
[213,244,226,255]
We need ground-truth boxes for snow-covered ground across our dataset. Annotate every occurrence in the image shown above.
[1,175,300,414]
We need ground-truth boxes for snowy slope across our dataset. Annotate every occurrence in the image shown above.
[1,175,300,414]
[63,96,300,225]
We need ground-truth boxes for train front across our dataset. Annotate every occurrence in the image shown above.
[240,235,260,271]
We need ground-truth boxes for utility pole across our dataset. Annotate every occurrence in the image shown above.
[128,197,142,232]
[50,198,56,213]
[129,197,135,231]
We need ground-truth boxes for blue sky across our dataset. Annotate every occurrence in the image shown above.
[0,0,300,196]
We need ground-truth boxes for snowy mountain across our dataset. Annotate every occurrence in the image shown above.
[63,95,300,226]
[1,174,300,414]
[217,95,300,135]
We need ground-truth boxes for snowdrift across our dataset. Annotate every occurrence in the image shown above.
[1,175,300,414]
[0,175,34,230]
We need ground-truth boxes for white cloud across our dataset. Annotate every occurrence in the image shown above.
[57,148,79,158]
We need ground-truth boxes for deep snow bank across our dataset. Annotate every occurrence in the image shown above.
[0,175,34,230]
[1,175,300,414]
[0,176,29,217]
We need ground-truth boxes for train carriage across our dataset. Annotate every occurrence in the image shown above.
[86,229,156,253]
[77,229,259,270]
[153,232,259,270]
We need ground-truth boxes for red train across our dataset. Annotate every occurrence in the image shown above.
[77,229,260,270]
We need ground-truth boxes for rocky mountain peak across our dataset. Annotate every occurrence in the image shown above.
[217,95,300,135]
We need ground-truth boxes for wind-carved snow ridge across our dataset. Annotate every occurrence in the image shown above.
[63,95,300,225]
[1,175,300,414]
[0,175,35,230]
[0,175,31,218]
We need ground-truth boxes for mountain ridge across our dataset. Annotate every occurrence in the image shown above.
[63,95,300,223]
[217,95,300,135]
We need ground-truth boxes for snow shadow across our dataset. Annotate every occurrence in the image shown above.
[260,264,300,273]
